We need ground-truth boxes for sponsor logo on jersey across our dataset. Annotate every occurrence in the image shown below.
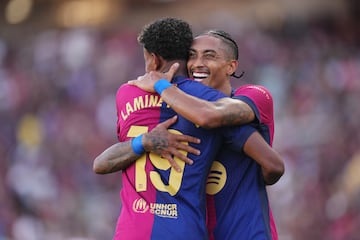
[206,161,227,195]
[132,198,178,219]
[150,203,178,218]
[133,198,149,213]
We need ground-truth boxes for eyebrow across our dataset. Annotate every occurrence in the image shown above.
[189,48,217,55]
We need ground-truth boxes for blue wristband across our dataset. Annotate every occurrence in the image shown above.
[154,79,172,95]
[131,134,145,155]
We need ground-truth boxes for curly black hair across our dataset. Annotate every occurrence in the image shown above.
[137,17,193,61]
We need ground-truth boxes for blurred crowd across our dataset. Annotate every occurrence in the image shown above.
[1,13,360,240]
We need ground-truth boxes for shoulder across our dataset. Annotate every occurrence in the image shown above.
[233,84,273,110]
[115,83,160,107]
[233,84,274,124]
[176,78,227,100]
[116,83,149,97]
[234,84,272,101]
[117,83,138,93]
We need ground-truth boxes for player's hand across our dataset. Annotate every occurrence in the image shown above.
[128,62,179,92]
[142,115,200,172]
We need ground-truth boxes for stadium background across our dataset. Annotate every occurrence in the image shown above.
[0,0,359,239]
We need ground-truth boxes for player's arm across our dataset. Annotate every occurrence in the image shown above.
[93,116,200,174]
[128,63,255,128]
[160,86,254,128]
[243,131,284,185]
[93,140,138,174]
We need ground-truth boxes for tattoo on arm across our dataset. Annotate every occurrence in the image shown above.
[216,102,254,126]
[147,134,169,154]
[99,141,140,173]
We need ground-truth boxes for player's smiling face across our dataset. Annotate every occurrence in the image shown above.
[187,35,234,90]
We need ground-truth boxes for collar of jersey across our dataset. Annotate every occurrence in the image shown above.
[171,75,190,85]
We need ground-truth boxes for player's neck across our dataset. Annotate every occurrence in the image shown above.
[217,82,232,96]
[162,60,188,77]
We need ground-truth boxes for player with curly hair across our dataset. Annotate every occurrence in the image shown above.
[128,29,284,239]
[94,17,279,240]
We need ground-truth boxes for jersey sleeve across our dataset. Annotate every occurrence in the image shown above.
[220,125,257,151]
[233,84,274,126]
[179,79,228,102]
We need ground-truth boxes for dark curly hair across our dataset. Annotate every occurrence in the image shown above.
[137,17,193,61]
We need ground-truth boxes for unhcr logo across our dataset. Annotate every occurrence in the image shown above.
[132,198,149,213]
[150,203,178,219]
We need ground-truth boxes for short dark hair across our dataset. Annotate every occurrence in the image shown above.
[200,30,239,60]
[137,17,193,61]
[200,30,244,79]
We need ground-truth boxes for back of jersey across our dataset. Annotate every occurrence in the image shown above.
[115,83,162,240]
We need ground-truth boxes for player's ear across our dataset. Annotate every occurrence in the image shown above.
[147,53,158,71]
[154,54,169,72]
[227,60,238,76]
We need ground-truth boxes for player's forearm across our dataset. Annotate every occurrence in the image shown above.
[161,86,254,128]
[243,132,285,185]
[93,141,139,174]
[161,86,218,127]
[262,166,284,185]
[259,152,284,185]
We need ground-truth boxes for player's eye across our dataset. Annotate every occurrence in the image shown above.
[204,53,216,59]
[188,51,196,59]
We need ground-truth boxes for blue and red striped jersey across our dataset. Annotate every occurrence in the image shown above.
[114,76,251,240]
[206,84,278,240]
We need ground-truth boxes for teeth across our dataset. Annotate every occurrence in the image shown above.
[193,73,208,78]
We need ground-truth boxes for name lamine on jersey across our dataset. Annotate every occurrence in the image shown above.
[121,94,163,120]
